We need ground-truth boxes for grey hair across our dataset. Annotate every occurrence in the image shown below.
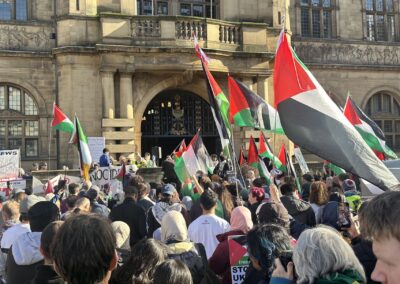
[293,226,366,284]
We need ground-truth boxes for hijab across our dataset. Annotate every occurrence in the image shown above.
[161,211,188,243]
[230,206,253,234]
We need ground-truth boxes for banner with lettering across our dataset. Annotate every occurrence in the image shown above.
[229,235,250,284]
[90,165,137,195]
[0,150,20,179]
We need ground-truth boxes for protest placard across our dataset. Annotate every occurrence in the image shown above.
[0,150,20,179]
[88,137,106,164]
[293,147,310,175]
[90,165,137,195]
[229,235,250,284]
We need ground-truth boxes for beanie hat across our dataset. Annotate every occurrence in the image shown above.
[343,179,356,192]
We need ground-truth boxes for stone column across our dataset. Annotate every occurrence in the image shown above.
[242,77,254,91]
[120,73,135,154]
[101,71,115,146]
[257,75,269,103]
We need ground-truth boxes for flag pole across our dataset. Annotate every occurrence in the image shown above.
[47,120,52,180]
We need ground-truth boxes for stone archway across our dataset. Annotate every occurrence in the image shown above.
[140,88,219,158]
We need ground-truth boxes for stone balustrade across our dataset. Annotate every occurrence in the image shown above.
[98,14,271,52]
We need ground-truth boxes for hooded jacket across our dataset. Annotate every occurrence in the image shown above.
[6,232,44,284]
[280,195,316,227]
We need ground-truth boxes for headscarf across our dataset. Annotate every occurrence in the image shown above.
[230,206,253,234]
[111,221,130,250]
[256,202,290,230]
[161,211,188,243]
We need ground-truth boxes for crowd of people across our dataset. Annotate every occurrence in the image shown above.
[0,152,398,284]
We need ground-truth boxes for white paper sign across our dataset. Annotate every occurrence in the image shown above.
[88,137,106,164]
[90,165,136,196]
[0,150,20,179]
[293,147,310,175]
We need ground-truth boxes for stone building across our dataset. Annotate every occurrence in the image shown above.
[0,0,398,169]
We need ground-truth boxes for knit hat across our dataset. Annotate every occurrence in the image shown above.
[256,202,290,229]
[111,221,130,250]
[20,195,46,214]
[343,179,356,192]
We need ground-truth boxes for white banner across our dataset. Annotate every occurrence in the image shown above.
[88,137,106,165]
[0,178,26,196]
[293,147,310,175]
[33,175,82,195]
[0,150,20,179]
[90,165,136,196]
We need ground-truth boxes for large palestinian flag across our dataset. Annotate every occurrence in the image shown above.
[343,95,397,160]
[229,76,283,134]
[52,103,74,134]
[274,31,398,190]
[69,116,92,182]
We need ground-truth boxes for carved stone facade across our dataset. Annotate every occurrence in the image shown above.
[294,41,400,67]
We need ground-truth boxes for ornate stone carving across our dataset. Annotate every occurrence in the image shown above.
[294,41,400,66]
[0,25,52,51]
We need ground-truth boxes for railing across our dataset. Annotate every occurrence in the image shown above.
[175,19,206,40]
[98,14,270,52]
[132,17,160,37]
[219,23,241,45]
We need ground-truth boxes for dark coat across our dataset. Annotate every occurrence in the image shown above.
[209,230,244,284]
[352,238,379,284]
[6,246,43,284]
[31,264,64,284]
[109,197,147,247]
[281,195,316,227]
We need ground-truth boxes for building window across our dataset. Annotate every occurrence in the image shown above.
[366,92,400,150]
[179,1,218,18]
[365,0,395,41]
[157,1,168,15]
[0,0,27,21]
[0,84,39,157]
[137,0,153,15]
[300,0,333,38]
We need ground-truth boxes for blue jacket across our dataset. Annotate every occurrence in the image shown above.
[99,154,111,167]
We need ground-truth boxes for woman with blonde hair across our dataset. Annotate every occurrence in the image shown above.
[270,226,366,283]
[309,181,329,221]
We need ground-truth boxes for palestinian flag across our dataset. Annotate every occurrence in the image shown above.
[273,31,399,190]
[52,103,74,134]
[247,135,258,167]
[202,62,231,157]
[259,132,282,169]
[228,76,284,134]
[69,116,92,182]
[115,163,126,184]
[44,179,53,194]
[174,131,211,183]
[344,95,397,160]
[239,148,245,165]
[174,139,187,159]
[323,160,345,176]
[257,157,272,185]
[277,143,287,172]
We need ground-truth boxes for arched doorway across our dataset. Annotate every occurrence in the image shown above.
[141,89,220,158]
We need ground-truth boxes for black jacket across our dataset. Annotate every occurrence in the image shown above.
[109,197,147,247]
[352,238,379,284]
[281,195,316,227]
[6,246,44,284]
[31,264,64,284]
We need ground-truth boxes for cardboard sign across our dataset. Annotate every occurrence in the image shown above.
[88,137,106,164]
[0,150,20,179]
[293,147,310,175]
[229,235,250,284]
